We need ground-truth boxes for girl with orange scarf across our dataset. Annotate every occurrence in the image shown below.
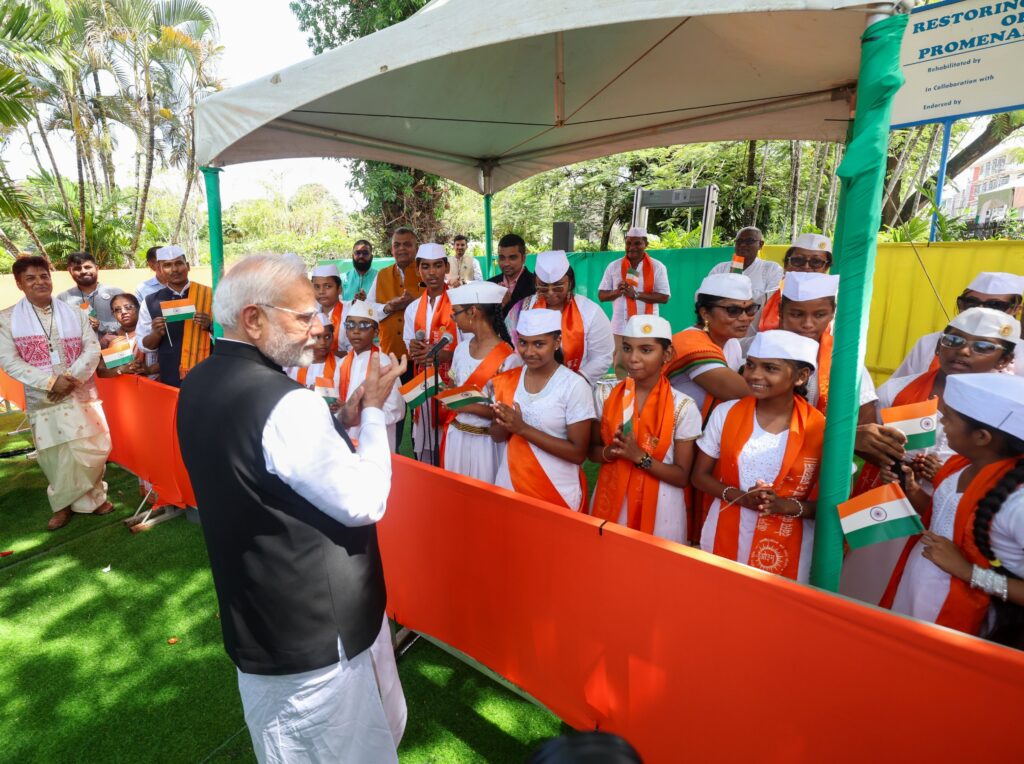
[442,282,522,482]
[691,330,824,582]
[491,309,596,511]
[757,233,833,332]
[589,315,701,543]
[887,373,1024,646]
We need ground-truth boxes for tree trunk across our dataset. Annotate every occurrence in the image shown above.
[752,141,770,227]
[882,126,921,224]
[599,182,613,250]
[76,80,103,207]
[745,140,757,186]
[2,167,48,255]
[91,70,116,195]
[808,142,828,230]
[824,144,843,234]
[35,111,74,225]
[787,140,802,239]
[129,72,157,257]
[173,110,196,245]
[75,135,87,251]
[800,142,826,232]
[0,225,20,256]
[895,124,939,229]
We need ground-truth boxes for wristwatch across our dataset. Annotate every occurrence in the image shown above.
[636,454,653,470]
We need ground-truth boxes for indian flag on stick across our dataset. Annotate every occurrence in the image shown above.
[160,298,196,323]
[436,384,491,410]
[101,337,133,369]
[400,366,439,409]
[838,483,924,549]
[881,397,938,451]
[621,377,636,434]
[730,254,745,273]
[314,376,338,404]
[624,268,640,288]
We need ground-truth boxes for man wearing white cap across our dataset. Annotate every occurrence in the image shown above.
[758,233,832,332]
[598,226,671,376]
[778,271,877,417]
[136,245,213,388]
[403,243,459,464]
[134,246,168,302]
[692,329,824,582]
[311,263,351,357]
[336,300,405,451]
[892,271,1023,379]
[491,308,596,511]
[589,314,702,543]
[707,227,783,329]
[442,281,521,482]
[510,250,614,386]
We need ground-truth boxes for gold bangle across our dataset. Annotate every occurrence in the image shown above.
[602,444,614,462]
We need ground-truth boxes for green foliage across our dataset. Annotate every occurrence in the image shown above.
[289,0,426,52]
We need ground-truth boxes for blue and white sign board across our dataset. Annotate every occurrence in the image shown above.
[891,0,1024,128]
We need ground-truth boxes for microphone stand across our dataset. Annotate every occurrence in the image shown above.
[423,336,451,468]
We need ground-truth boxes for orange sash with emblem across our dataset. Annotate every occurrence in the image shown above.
[622,255,655,318]
[590,376,675,534]
[712,396,824,580]
[295,353,338,389]
[535,296,585,373]
[439,341,514,463]
[179,282,212,379]
[492,367,587,511]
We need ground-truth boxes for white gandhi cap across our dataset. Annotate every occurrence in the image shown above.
[698,273,753,301]
[625,226,648,239]
[966,271,1024,297]
[345,300,384,323]
[448,281,507,305]
[311,263,340,278]
[535,250,571,283]
[782,272,840,302]
[517,308,562,336]
[747,329,819,370]
[416,243,447,261]
[623,314,672,341]
[944,373,1024,441]
[949,307,1021,345]
[156,245,185,262]
[791,233,832,252]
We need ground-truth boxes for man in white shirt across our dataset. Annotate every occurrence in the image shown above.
[707,227,783,334]
[598,226,671,376]
[446,234,482,287]
[134,246,167,302]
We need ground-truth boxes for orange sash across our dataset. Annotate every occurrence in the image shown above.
[758,288,782,332]
[663,328,729,421]
[414,290,456,361]
[338,347,376,401]
[439,341,514,463]
[325,302,343,355]
[590,376,675,534]
[492,367,587,511]
[814,330,834,414]
[622,254,655,319]
[535,296,585,373]
[295,354,337,389]
[711,396,824,580]
[179,282,212,379]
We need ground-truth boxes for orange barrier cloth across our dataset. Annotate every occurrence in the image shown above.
[0,368,26,411]
[378,458,1024,763]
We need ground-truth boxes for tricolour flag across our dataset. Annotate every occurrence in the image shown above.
[161,298,196,323]
[621,376,636,434]
[624,268,640,288]
[101,337,133,369]
[314,376,338,403]
[400,366,439,409]
[881,397,938,451]
[436,384,491,410]
[730,254,745,273]
[837,483,924,549]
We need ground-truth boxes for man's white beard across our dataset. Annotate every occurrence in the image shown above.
[263,325,315,367]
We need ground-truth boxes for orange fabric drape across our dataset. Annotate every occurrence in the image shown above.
[664,328,729,421]
[179,282,212,380]
[814,330,834,414]
[0,368,26,411]
[758,288,782,332]
[711,396,824,580]
[535,296,586,373]
[325,301,343,356]
[590,376,675,533]
[337,347,376,401]
[622,254,655,318]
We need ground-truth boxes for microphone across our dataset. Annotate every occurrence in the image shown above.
[414,329,426,343]
[425,332,453,359]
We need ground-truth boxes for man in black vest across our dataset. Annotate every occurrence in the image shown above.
[488,233,536,318]
[177,254,408,763]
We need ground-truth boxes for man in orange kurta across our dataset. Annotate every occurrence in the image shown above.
[369,227,423,358]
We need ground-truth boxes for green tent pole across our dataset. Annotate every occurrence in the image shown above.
[809,11,908,591]
[484,192,494,279]
[201,165,224,338]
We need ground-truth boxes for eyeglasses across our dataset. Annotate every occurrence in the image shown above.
[713,304,758,318]
[344,319,377,331]
[735,237,762,246]
[259,304,319,328]
[787,255,830,270]
[451,307,469,317]
[938,333,1005,355]
[535,283,569,294]
[353,249,371,257]
[957,296,1019,313]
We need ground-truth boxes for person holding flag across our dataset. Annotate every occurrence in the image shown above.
[490,309,596,512]
[136,245,213,388]
[588,315,701,542]
[757,233,833,332]
[705,227,782,332]
[403,243,458,464]
[440,281,521,482]
[96,294,158,379]
[598,227,671,377]
[509,250,613,386]
[691,330,824,582]
[883,373,1024,645]
[311,263,350,357]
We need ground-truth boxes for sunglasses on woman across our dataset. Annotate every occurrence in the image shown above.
[939,333,1005,355]
[786,255,830,270]
[713,304,758,318]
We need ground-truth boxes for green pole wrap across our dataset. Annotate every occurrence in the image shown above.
[201,165,224,338]
[810,13,908,591]
[484,193,494,279]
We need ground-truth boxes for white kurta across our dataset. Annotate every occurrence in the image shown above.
[512,294,615,385]
[697,399,816,583]
[494,365,596,510]
[598,256,672,334]
[668,327,744,414]
[338,350,405,452]
[893,329,1022,379]
[593,386,701,542]
[442,341,522,483]
[708,257,784,304]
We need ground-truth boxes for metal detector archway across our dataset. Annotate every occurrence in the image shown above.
[631,186,718,247]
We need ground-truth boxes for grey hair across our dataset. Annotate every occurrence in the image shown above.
[736,226,763,240]
[213,254,309,330]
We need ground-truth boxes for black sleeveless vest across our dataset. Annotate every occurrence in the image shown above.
[145,285,198,388]
[176,340,386,675]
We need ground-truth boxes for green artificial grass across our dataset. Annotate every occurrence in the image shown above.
[0,411,561,763]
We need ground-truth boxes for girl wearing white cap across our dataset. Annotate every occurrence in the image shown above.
[509,250,614,386]
[490,309,596,511]
[588,315,701,542]
[757,233,832,332]
[441,282,522,482]
[691,330,824,582]
[663,273,754,422]
[886,373,1024,643]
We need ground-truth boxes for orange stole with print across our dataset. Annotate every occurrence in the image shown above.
[295,353,338,389]
[590,376,675,534]
[492,367,586,510]
[712,396,824,580]
[338,347,376,401]
[535,296,585,374]
[439,342,514,463]
[622,255,655,318]
[758,288,782,332]
[663,328,728,421]
[180,282,212,379]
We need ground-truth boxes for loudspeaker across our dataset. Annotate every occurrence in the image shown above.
[552,222,575,252]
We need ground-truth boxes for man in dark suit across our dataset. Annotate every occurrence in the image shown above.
[488,233,536,318]
[177,254,408,763]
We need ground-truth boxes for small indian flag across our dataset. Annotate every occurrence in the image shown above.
[881,398,938,451]
[621,377,636,434]
[400,366,439,409]
[314,376,338,403]
[436,384,491,410]
[624,268,640,288]
[730,254,745,273]
[101,337,133,368]
[161,298,196,323]
[838,483,924,549]
[78,301,95,318]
